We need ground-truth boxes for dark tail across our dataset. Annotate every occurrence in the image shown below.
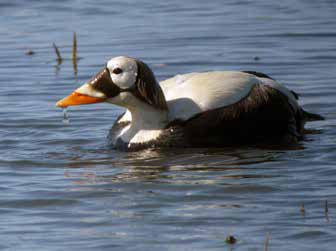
[302,109,325,121]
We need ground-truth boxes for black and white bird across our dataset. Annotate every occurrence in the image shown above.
[56,56,323,150]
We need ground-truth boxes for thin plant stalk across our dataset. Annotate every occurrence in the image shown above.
[53,42,62,65]
[72,32,77,75]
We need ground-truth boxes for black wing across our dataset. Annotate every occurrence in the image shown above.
[165,84,302,147]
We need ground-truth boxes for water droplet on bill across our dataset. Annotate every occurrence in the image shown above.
[62,107,70,124]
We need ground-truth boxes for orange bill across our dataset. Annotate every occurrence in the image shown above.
[56,92,105,108]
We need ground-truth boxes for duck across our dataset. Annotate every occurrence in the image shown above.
[56,56,324,150]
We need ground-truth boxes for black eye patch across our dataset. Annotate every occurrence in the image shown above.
[88,67,121,98]
[112,67,123,74]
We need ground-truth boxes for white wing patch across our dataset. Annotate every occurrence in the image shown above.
[160,71,257,121]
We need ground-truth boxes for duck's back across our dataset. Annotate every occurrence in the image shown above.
[159,71,297,121]
[157,71,305,146]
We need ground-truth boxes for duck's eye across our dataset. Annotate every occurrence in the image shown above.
[112,67,123,74]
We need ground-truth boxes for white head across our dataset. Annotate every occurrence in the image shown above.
[106,56,138,90]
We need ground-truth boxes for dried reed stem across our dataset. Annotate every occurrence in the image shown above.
[264,232,270,251]
[72,32,77,75]
[300,202,305,216]
[53,43,62,65]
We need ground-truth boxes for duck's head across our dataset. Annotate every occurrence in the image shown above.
[56,56,167,110]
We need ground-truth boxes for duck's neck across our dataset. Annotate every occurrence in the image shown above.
[129,105,168,130]
[119,104,169,145]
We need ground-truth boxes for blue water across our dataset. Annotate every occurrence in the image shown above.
[0,0,335,250]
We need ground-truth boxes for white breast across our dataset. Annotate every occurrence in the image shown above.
[160,71,258,121]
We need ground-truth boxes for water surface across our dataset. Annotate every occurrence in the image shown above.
[0,0,335,250]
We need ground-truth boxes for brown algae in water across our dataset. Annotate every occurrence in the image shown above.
[225,235,237,244]
[25,49,35,55]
